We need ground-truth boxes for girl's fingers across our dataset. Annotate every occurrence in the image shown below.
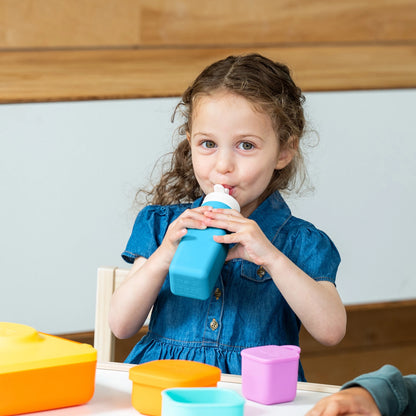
[213,232,239,244]
[205,208,243,219]
[203,210,250,233]
[178,207,211,225]
[169,206,213,237]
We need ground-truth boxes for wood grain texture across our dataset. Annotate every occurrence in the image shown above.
[1,44,415,103]
[301,344,416,385]
[2,0,413,49]
[300,299,416,384]
[0,0,139,48]
[301,300,416,353]
[140,0,416,46]
[0,0,414,100]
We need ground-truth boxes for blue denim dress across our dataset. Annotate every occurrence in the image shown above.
[121,191,340,380]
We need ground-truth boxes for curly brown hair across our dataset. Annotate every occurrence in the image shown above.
[139,53,307,206]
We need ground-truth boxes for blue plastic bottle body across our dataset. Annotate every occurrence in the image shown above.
[169,200,231,300]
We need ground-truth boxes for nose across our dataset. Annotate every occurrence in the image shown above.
[215,148,234,174]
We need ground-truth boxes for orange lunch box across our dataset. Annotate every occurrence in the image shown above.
[0,322,97,416]
[129,359,221,416]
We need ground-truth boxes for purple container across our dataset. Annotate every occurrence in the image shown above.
[241,345,300,405]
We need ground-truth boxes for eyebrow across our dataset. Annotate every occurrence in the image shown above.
[192,132,264,141]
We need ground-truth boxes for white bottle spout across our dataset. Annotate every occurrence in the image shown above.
[203,184,240,212]
[214,184,229,194]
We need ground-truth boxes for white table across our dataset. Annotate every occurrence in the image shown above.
[25,362,340,415]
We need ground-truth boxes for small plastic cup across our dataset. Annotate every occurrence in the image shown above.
[241,345,300,405]
[161,387,245,416]
[129,359,221,416]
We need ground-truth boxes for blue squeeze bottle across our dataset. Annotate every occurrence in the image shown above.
[169,184,240,300]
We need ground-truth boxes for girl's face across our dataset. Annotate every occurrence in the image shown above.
[188,91,293,217]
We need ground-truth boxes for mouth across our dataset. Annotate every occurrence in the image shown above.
[221,184,235,196]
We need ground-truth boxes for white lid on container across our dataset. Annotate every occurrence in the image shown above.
[202,184,240,212]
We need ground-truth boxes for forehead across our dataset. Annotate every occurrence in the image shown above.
[192,90,268,120]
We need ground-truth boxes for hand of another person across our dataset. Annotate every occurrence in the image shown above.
[305,387,381,416]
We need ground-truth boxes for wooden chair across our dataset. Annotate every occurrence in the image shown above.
[94,266,150,362]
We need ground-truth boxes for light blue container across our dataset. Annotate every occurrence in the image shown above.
[169,185,240,300]
[161,387,245,416]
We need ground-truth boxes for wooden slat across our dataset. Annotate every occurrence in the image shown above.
[140,0,416,46]
[1,0,414,50]
[0,0,414,101]
[300,299,416,353]
[300,299,416,384]
[94,267,117,362]
[0,0,139,48]
[1,44,415,104]
[59,331,94,345]
[302,344,416,385]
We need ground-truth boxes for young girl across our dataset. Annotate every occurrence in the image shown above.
[109,53,346,380]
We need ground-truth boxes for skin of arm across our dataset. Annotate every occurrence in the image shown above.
[109,206,211,339]
[205,208,347,346]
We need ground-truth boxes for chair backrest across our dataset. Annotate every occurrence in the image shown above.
[95,265,153,362]
[94,266,130,362]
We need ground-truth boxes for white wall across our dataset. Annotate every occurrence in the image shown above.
[1,90,415,334]
[0,98,177,334]
[294,89,416,305]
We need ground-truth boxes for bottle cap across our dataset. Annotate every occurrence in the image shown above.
[202,184,240,212]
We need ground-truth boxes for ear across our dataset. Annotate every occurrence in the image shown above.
[275,137,297,170]
[186,131,191,143]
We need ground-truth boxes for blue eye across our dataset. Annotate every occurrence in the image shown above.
[238,142,254,150]
[202,140,216,149]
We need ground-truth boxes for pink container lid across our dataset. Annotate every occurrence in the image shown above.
[241,345,300,364]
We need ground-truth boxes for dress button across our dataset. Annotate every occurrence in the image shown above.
[257,266,266,278]
[214,288,222,300]
[210,319,219,330]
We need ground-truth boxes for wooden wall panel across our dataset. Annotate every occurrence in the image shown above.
[301,300,416,353]
[1,0,414,50]
[0,0,415,102]
[0,0,139,48]
[1,44,415,103]
[301,344,416,385]
[140,0,416,46]
[300,299,416,384]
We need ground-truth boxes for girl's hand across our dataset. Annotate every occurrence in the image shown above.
[203,208,278,266]
[160,206,212,261]
[205,208,347,347]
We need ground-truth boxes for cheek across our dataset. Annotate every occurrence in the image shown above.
[243,164,276,186]
[191,155,211,182]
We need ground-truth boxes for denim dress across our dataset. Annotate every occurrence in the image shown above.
[121,191,340,380]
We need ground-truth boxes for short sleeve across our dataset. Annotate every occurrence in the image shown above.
[121,205,175,264]
[284,223,341,285]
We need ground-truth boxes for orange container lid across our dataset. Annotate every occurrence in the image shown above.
[0,322,97,374]
[129,359,221,388]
